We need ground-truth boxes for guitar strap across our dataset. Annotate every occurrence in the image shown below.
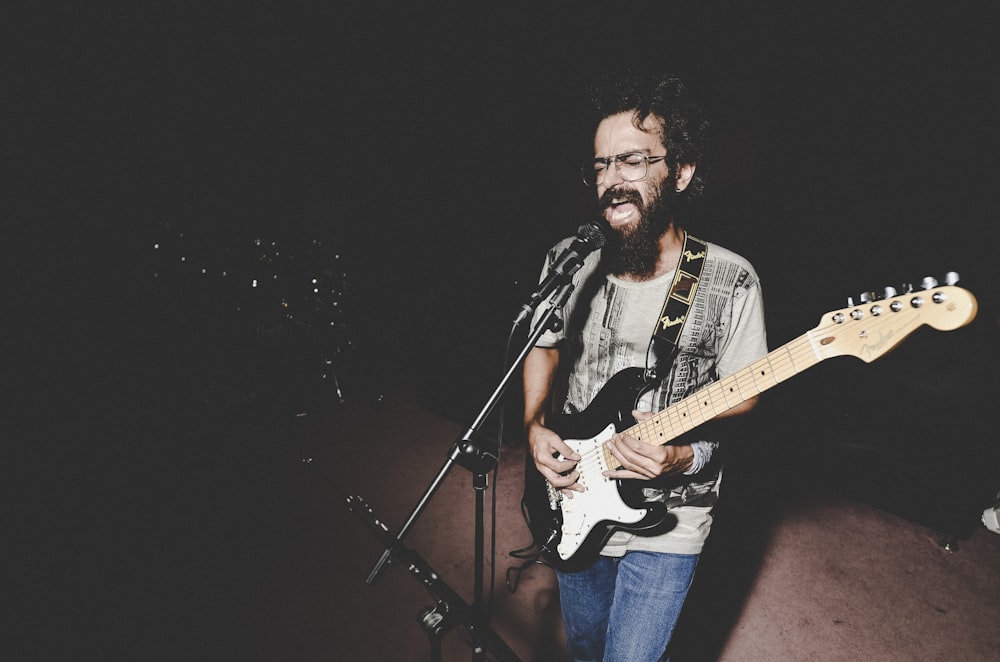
[645,231,707,382]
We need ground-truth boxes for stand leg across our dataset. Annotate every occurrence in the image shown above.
[474,472,487,609]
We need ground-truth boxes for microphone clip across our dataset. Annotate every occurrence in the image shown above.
[513,219,608,328]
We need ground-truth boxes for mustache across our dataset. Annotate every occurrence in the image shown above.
[598,187,643,211]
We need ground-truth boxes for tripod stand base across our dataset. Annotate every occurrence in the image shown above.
[347,495,522,662]
[420,601,452,662]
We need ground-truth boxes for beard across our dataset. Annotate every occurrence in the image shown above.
[598,179,677,278]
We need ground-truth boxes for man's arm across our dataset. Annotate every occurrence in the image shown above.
[523,346,584,493]
[604,397,758,480]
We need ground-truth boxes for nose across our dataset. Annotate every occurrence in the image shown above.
[598,162,624,190]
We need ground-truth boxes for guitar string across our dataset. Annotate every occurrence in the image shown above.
[614,304,930,467]
[578,331,824,476]
[626,306,929,449]
[562,291,960,483]
[618,336,811,460]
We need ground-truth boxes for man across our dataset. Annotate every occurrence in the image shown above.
[523,72,768,661]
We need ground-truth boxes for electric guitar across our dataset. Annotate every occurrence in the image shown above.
[522,281,978,572]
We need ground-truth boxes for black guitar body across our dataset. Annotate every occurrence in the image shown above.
[522,368,677,572]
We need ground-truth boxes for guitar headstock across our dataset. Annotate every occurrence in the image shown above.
[810,273,978,363]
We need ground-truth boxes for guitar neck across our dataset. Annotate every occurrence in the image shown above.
[621,332,820,449]
[603,283,976,467]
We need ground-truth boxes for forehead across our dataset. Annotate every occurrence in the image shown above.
[593,112,662,155]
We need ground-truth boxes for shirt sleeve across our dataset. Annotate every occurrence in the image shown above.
[716,271,768,379]
[529,241,571,349]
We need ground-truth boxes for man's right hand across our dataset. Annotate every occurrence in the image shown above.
[526,423,585,494]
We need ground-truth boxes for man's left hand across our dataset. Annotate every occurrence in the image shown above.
[602,409,695,479]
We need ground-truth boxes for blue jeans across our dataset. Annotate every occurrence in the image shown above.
[556,551,699,662]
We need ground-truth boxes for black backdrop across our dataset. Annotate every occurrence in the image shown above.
[12,4,999,530]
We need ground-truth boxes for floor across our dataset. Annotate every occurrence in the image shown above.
[301,387,1000,662]
[15,311,1000,661]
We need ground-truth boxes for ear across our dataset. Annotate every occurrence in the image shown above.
[674,163,696,192]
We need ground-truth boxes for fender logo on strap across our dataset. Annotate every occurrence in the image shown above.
[653,233,707,348]
[659,314,686,329]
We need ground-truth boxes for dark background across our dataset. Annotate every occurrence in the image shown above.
[8,2,1000,658]
[12,3,997,374]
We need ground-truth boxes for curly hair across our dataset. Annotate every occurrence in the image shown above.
[588,71,710,200]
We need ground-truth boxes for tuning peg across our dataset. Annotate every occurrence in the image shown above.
[846,296,855,307]
[944,271,960,285]
[859,291,876,303]
[882,286,898,299]
[921,276,939,290]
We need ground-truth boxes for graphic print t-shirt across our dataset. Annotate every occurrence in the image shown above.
[533,238,767,555]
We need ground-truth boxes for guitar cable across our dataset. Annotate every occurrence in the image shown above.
[505,498,550,593]
[499,320,552,596]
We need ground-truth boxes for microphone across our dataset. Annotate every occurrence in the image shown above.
[515,219,608,327]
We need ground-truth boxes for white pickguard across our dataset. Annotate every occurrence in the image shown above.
[555,423,649,561]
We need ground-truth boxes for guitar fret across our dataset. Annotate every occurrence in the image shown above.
[733,366,763,398]
[639,416,669,446]
[672,398,702,432]
[749,355,779,391]
[718,375,742,409]
[771,344,800,382]
[631,333,822,449]
[528,287,978,571]
[602,441,620,471]
[695,386,720,423]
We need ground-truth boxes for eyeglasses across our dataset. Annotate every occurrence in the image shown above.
[581,152,667,187]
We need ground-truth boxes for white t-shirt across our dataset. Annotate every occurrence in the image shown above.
[533,238,768,555]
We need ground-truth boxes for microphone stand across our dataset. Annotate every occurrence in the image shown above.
[347,494,522,662]
[356,278,576,662]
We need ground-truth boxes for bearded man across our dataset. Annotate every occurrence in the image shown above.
[523,72,768,662]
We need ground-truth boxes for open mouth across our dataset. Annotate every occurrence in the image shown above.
[601,188,642,215]
[604,197,640,225]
